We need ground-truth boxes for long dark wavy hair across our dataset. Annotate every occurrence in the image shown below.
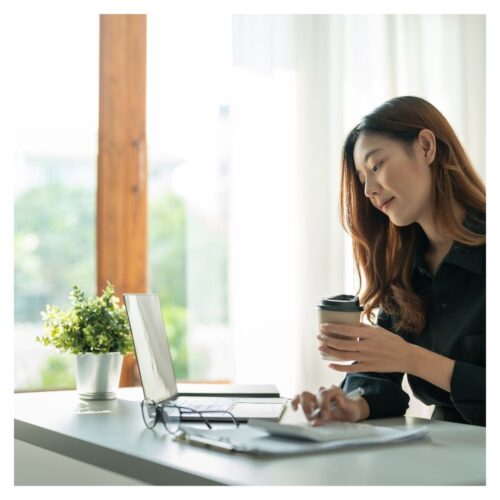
[340,96,485,334]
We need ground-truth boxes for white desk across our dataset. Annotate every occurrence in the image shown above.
[14,387,485,485]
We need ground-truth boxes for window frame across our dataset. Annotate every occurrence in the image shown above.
[98,14,147,386]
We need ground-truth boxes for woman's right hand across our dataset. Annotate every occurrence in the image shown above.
[291,385,368,425]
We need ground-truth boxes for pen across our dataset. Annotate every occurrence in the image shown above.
[310,387,364,419]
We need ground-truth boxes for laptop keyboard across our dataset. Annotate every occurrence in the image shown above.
[175,397,237,413]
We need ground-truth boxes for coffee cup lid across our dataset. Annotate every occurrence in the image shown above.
[317,294,363,312]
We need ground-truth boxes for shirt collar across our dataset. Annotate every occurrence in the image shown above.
[412,214,485,276]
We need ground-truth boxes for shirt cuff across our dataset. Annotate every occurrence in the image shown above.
[341,373,409,420]
[450,361,485,426]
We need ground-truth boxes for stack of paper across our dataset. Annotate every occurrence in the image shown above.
[176,421,430,456]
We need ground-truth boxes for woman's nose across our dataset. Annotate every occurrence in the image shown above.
[364,177,379,198]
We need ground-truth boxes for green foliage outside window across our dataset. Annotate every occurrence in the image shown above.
[39,355,75,389]
[161,304,188,379]
[14,183,95,322]
[16,181,191,389]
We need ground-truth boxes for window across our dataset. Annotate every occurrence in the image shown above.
[14,15,99,391]
[147,15,233,381]
[14,14,234,390]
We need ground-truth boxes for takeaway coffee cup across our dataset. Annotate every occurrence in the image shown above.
[316,294,363,364]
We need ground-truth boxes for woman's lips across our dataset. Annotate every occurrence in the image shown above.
[381,197,395,211]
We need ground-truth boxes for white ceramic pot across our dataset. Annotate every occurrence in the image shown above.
[75,352,124,400]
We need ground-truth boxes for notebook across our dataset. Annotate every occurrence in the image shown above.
[123,293,287,422]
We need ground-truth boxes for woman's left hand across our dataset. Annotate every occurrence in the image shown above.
[318,323,413,373]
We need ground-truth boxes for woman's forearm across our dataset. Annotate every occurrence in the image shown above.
[406,344,456,392]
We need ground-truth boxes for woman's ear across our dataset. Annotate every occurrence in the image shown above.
[417,129,436,165]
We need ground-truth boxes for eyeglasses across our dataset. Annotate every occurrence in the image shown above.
[140,398,240,434]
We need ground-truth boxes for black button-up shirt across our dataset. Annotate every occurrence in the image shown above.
[341,215,486,426]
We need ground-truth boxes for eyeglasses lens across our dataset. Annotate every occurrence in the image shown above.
[141,399,157,429]
[163,405,181,434]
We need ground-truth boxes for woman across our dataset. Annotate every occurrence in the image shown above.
[292,96,485,426]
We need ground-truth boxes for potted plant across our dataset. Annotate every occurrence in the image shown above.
[36,282,133,400]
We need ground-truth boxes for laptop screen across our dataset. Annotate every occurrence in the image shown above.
[124,294,178,403]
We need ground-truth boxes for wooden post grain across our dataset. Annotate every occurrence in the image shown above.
[97,14,147,386]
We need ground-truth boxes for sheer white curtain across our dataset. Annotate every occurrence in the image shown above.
[229,15,485,410]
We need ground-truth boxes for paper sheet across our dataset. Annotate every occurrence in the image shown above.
[177,423,430,456]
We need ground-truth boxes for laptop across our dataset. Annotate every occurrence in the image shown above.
[123,293,287,422]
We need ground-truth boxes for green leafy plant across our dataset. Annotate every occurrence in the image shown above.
[36,283,133,355]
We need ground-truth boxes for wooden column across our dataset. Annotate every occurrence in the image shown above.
[97,14,147,386]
